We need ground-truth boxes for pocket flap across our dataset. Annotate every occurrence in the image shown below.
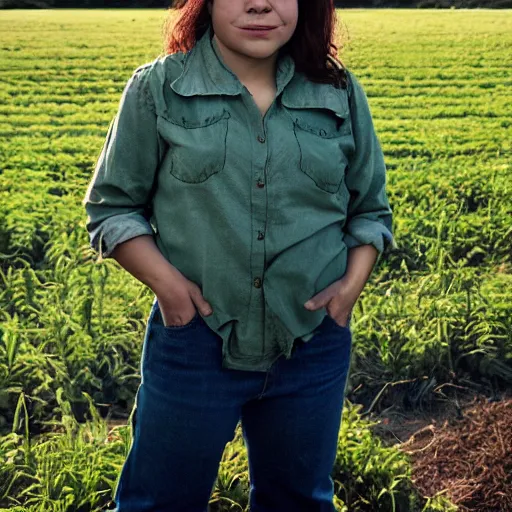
[160,109,231,129]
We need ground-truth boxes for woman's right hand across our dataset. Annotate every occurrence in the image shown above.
[155,270,213,327]
[108,235,213,327]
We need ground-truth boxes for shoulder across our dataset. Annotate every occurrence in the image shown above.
[132,52,187,87]
[126,52,187,113]
[343,68,367,103]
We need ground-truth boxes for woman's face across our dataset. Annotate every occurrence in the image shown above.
[208,0,298,60]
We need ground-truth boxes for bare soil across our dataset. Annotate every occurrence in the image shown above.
[371,390,512,511]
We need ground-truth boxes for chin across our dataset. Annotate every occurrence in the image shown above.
[237,44,281,60]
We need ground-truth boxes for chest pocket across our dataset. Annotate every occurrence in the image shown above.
[157,109,231,184]
[282,89,352,194]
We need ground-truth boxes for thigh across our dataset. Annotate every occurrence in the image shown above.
[241,315,353,512]
[112,301,244,512]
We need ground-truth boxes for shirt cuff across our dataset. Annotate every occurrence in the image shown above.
[344,217,397,260]
[89,214,154,260]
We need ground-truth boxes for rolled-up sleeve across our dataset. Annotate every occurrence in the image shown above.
[82,64,162,260]
[343,70,397,264]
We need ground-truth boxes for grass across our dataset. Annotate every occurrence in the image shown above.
[1,7,511,511]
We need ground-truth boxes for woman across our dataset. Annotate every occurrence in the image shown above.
[85,0,396,510]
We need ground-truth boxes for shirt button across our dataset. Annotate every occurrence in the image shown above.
[257,231,265,240]
[254,277,262,288]
[257,135,266,144]
[257,179,265,188]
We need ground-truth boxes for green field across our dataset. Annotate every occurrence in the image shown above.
[0,8,511,512]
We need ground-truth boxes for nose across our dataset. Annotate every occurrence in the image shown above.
[247,0,272,13]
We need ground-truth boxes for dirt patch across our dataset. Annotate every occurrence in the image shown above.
[373,393,512,511]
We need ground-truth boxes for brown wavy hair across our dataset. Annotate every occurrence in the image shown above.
[163,0,348,89]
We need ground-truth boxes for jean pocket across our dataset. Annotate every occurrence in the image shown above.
[324,313,351,332]
[154,302,201,332]
[164,311,201,331]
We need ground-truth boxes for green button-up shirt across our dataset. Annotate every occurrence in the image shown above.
[83,24,396,372]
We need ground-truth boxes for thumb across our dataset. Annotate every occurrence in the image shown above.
[304,289,332,311]
[189,285,213,316]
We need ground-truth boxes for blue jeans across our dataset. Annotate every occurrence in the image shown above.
[110,297,353,512]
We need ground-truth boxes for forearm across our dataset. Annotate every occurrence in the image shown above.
[342,244,379,297]
[111,235,180,296]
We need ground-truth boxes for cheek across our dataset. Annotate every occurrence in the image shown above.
[210,0,238,31]
[273,0,299,31]
[211,13,235,43]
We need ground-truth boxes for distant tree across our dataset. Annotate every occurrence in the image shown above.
[1,0,54,6]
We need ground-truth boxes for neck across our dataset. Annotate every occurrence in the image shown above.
[212,34,278,87]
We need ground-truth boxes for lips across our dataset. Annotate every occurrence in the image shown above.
[241,26,278,30]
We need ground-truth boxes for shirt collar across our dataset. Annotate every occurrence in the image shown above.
[281,71,350,117]
[170,23,296,98]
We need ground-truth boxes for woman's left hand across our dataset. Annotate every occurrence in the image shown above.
[304,277,360,328]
